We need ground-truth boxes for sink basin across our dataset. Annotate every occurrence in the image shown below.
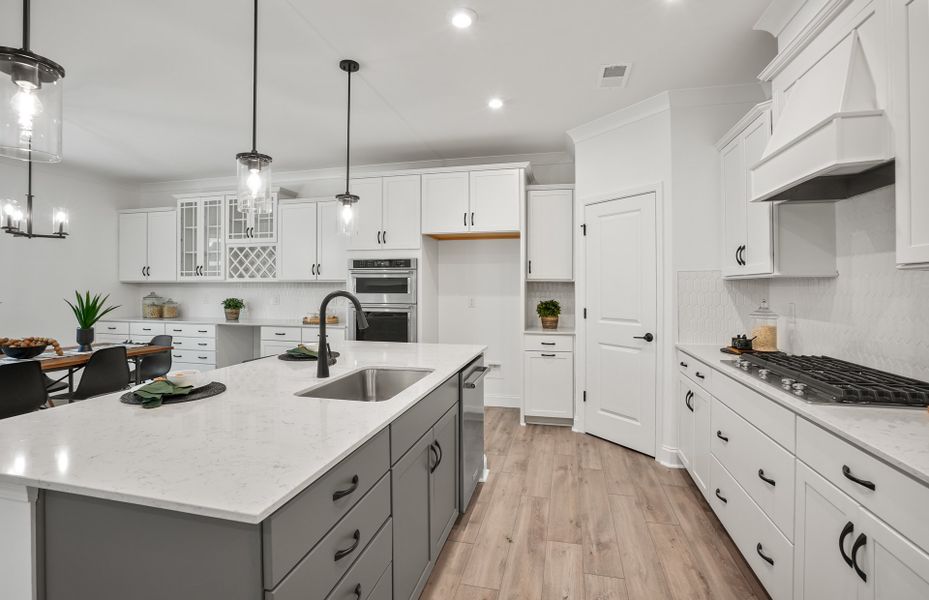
[296,368,433,402]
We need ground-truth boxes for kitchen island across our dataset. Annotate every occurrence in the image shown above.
[0,341,485,600]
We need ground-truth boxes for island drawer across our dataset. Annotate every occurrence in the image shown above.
[390,372,458,463]
[130,322,165,337]
[99,321,129,336]
[524,335,573,352]
[263,429,390,588]
[261,326,302,342]
[265,474,391,600]
[165,323,216,338]
[170,336,216,351]
[323,521,392,600]
[169,349,215,365]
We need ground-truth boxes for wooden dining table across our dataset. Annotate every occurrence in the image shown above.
[34,343,174,394]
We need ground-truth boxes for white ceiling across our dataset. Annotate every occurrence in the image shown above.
[0,0,775,183]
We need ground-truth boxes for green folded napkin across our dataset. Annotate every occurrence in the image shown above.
[286,345,318,358]
[134,380,194,409]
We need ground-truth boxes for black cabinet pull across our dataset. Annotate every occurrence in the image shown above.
[715,488,728,503]
[197,356,208,360]
[756,543,774,566]
[377,231,381,244]
[851,533,868,582]
[757,469,776,486]
[716,430,729,442]
[317,263,321,276]
[172,329,182,332]
[429,443,440,473]
[382,231,387,245]
[633,333,654,342]
[839,521,855,567]
[680,361,688,368]
[332,475,359,501]
[197,330,208,333]
[541,342,556,346]
[463,212,467,226]
[528,260,532,274]
[275,332,286,336]
[540,353,557,357]
[197,343,207,347]
[842,465,876,491]
[312,264,316,276]
[334,529,361,561]
[685,390,694,412]
[735,246,741,266]
[435,440,443,469]
[353,584,362,600]
[695,372,705,379]
[471,212,475,226]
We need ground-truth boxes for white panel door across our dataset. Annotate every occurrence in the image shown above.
[421,172,470,234]
[741,111,774,276]
[858,506,929,600]
[584,192,658,456]
[527,189,574,280]
[146,210,177,282]
[382,175,421,250]
[524,351,574,418]
[118,212,148,282]
[200,196,225,280]
[317,201,348,281]
[348,178,384,251]
[720,138,745,277]
[469,169,521,233]
[278,202,318,281]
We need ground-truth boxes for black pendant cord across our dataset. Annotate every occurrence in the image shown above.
[250,0,258,153]
[26,157,33,236]
[22,0,30,51]
[344,66,351,194]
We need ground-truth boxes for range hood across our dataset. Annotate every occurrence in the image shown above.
[751,32,894,202]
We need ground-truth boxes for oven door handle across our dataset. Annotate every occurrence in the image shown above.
[463,366,489,389]
[357,305,415,313]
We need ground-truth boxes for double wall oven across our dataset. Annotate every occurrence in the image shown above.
[347,258,417,343]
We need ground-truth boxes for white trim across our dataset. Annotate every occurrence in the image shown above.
[117,206,176,215]
[657,446,684,469]
[568,93,671,144]
[526,183,575,191]
[485,394,521,409]
[0,483,39,600]
[715,100,774,150]
[754,0,808,38]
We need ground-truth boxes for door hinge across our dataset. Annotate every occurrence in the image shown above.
[583,390,587,403]
[581,223,587,236]
[583,308,587,319]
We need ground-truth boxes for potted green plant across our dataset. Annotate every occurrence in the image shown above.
[536,299,561,330]
[221,298,245,321]
[65,291,121,352]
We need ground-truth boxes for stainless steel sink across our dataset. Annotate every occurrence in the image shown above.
[296,368,433,402]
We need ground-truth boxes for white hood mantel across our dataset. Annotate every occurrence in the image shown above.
[751,31,894,202]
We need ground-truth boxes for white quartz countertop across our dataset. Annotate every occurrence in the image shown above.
[0,342,484,523]
[524,326,575,336]
[108,316,346,328]
[677,344,929,486]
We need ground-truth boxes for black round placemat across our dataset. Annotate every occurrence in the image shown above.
[120,382,227,405]
[278,351,340,362]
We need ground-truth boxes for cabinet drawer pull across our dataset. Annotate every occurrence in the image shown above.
[275,332,286,336]
[757,469,776,486]
[851,533,868,582]
[695,372,705,379]
[679,361,688,368]
[756,543,774,566]
[334,530,361,561]
[332,475,359,501]
[842,465,876,491]
[172,329,182,332]
[353,584,362,600]
[197,330,208,333]
[541,342,556,346]
[715,488,728,503]
[839,521,855,567]
[716,430,729,442]
[540,353,557,357]
[142,328,152,331]
[197,343,207,347]
[197,356,208,360]
[107,326,117,330]
[173,354,183,358]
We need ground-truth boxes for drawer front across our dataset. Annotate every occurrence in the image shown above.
[797,418,929,552]
[171,362,214,373]
[711,397,795,539]
[391,373,458,463]
[713,370,796,452]
[303,327,346,345]
[677,350,694,377]
[169,349,215,365]
[99,321,129,336]
[263,429,390,588]
[170,336,216,351]
[165,323,216,338]
[261,326,302,342]
[365,565,392,600]
[324,521,392,600]
[523,335,574,352]
[710,456,793,600]
[266,474,391,600]
[130,322,166,337]
[677,351,714,391]
[96,333,129,345]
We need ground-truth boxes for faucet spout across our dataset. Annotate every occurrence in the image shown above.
[317,290,368,378]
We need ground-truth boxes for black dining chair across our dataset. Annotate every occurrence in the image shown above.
[129,335,173,383]
[0,361,49,419]
[51,346,131,402]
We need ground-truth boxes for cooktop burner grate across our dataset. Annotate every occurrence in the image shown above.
[742,353,929,406]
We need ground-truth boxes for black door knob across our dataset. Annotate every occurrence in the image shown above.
[633,333,654,342]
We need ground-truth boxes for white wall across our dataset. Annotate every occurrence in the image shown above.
[0,161,138,343]
[436,239,522,406]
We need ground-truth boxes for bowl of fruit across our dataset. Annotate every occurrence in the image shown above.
[0,337,63,360]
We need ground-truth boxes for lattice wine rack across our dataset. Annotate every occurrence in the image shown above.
[227,245,278,280]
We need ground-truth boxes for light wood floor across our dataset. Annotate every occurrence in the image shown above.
[422,408,771,600]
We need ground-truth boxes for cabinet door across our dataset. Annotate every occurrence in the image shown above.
[382,175,422,250]
[118,212,148,282]
[794,462,860,600]
[348,178,384,251]
[691,386,711,497]
[391,433,433,600]
[146,210,177,282]
[200,196,225,279]
[279,202,318,281]
[469,169,521,233]
[316,201,348,281]
[858,506,929,600]
[677,378,694,471]
[226,195,250,242]
[893,0,929,266]
[177,199,200,280]
[523,351,574,418]
[527,189,574,280]
[741,111,774,276]
[430,404,459,558]
[421,172,470,234]
[720,137,745,277]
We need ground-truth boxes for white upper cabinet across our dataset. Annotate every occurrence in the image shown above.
[176,195,225,280]
[893,0,929,268]
[279,200,348,282]
[527,188,574,281]
[349,175,422,251]
[348,178,384,251]
[422,168,523,235]
[469,169,521,233]
[421,171,470,234]
[316,200,348,281]
[741,113,775,275]
[226,193,278,244]
[118,210,177,283]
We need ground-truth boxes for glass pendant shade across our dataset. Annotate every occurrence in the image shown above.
[236,152,272,214]
[0,50,64,162]
[337,193,358,236]
[52,206,69,235]
[2,198,24,230]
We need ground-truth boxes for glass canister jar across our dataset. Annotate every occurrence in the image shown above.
[750,299,779,352]
[142,291,164,319]
[162,298,179,319]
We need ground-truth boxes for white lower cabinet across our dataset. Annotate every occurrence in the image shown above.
[523,349,573,419]
[677,374,709,498]
[259,327,346,358]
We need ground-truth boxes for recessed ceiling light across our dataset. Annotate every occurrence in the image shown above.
[451,8,477,29]
[488,97,504,110]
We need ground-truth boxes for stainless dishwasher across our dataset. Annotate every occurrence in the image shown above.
[460,355,487,510]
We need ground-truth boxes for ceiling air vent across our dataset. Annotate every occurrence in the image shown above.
[597,63,631,88]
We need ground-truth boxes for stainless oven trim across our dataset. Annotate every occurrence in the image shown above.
[348,270,417,305]
[347,304,418,342]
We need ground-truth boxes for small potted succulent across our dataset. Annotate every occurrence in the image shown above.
[221,298,245,321]
[65,291,121,352]
[536,299,561,330]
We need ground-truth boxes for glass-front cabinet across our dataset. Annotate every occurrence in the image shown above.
[226,192,279,244]
[175,194,225,280]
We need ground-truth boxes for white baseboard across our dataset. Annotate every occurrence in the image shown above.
[485,394,520,408]
[657,445,684,468]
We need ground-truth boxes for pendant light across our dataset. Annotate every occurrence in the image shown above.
[235,0,272,214]
[0,0,66,162]
[336,59,360,236]
[2,157,69,239]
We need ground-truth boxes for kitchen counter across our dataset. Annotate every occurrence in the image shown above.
[677,344,929,486]
[0,341,484,523]
[109,316,347,328]
[524,326,575,335]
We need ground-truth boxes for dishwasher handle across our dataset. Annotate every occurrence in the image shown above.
[463,366,489,389]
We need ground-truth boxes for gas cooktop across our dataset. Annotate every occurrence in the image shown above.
[724,352,929,408]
